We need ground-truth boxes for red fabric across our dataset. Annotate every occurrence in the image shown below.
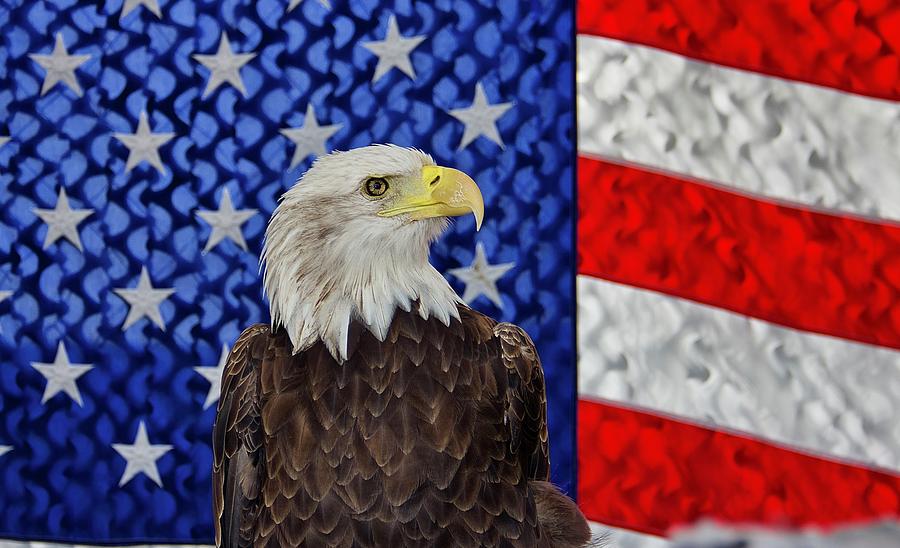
[577,0,900,101]
[577,156,900,351]
[577,398,900,536]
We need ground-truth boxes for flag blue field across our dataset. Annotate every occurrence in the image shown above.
[0,0,575,543]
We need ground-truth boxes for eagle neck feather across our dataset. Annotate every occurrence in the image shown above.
[261,203,462,362]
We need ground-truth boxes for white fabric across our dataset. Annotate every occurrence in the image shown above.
[577,35,900,222]
[577,275,900,472]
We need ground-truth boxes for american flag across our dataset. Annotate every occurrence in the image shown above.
[0,0,897,547]
[576,0,900,544]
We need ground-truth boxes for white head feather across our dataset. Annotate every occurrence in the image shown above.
[261,145,463,361]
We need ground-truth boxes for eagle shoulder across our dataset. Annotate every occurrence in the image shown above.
[213,323,270,548]
[493,322,551,481]
[493,323,590,546]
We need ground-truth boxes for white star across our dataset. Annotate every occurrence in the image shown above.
[194,344,230,410]
[113,111,175,174]
[28,33,91,97]
[192,32,257,98]
[0,446,11,458]
[196,188,257,253]
[361,15,426,83]
[287,0,330,12]
[113,267,176,331]
[33,187,94,252]
[448,82,514,150]
[30,341,94,406]
[447,242,515,309]
[0,136,9,148]
[279,104,342,169]
[121,0,161,19]
[112,421,173,487]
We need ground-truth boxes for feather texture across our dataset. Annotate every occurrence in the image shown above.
[213,305,588,547]
[259,146,462,362]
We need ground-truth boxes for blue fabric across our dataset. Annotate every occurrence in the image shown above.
[0,0,574,542]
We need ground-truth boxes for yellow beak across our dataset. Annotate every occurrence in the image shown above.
[377,165,484,230]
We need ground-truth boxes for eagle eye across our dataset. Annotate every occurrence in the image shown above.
[364,177,389,197]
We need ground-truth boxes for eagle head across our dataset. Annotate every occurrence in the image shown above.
[261,144,484,361]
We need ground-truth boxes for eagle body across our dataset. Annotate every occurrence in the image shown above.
[214,305,581,547]
[213,145,590,547]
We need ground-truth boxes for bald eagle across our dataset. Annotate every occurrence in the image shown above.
[213,145,591,547]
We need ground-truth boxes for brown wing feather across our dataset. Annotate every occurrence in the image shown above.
[214,310,571,547]
[493,322,550,481]
[213,324,269,548]
[494,323,592,547]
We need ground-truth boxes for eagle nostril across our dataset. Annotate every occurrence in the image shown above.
[429,176,440,187]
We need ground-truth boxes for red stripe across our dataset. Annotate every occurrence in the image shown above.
[577,398,900,536]
[577,156,900,351]
[577,0,900,102]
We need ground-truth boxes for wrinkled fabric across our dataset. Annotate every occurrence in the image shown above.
[0,0,575,542]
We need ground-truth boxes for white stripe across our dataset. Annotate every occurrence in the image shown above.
[589,520,900,547]
[577,35,900,221]
[590,521,672,547]
[671,520,900,547]
[577,275,900,472]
